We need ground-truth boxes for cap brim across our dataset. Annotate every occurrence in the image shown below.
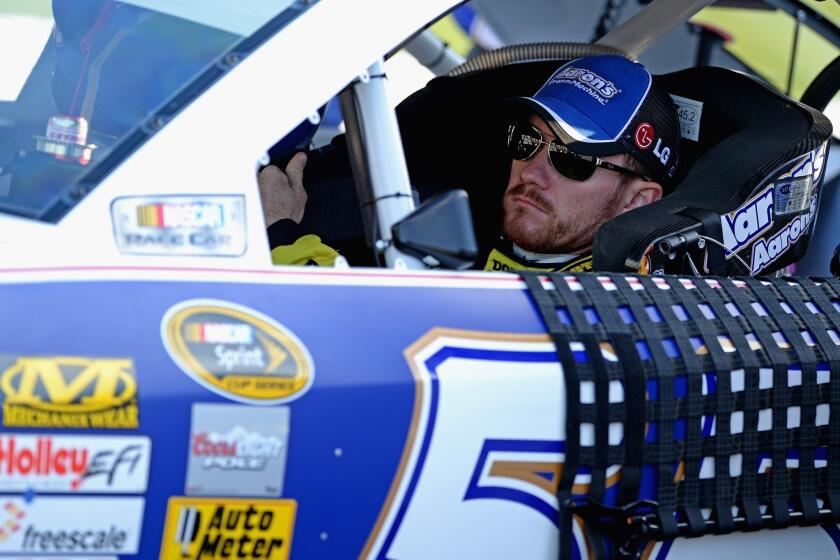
[504,97,625,157]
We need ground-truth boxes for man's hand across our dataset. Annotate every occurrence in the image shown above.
[258,152,308,226]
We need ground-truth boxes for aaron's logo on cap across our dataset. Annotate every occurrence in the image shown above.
[553,67,619,99]
[162,300,314,405]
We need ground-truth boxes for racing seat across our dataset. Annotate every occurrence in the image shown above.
[593,66,833,276]
[393,60,833,275]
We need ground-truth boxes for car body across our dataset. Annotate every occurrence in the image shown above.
[1,1,840,559]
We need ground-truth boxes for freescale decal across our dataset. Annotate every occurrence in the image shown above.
[0,496,144,555]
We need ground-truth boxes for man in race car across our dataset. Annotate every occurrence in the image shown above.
[259,55,683,271]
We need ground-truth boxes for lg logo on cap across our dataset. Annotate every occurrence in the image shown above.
[634,123,654,149]
[634,122,670,165]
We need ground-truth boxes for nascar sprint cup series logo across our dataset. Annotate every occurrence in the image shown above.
[0,356,138,429]
[162,300,314,405]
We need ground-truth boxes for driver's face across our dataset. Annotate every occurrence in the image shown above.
[502,115,627,255]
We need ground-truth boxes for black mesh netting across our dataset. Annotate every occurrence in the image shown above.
[522,273,840,559]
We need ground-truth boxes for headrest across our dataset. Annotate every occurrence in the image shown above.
[593,66,832,276]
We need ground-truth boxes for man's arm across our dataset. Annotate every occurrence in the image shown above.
[259,152,340,266]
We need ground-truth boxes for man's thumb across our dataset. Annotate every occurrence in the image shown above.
[285,152,307,184]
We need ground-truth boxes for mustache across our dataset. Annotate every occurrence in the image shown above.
[507,184,552,213]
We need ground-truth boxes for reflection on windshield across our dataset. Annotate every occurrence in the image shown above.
[121,0,295,36]
[0,12,54,102]
[0,0,296,222]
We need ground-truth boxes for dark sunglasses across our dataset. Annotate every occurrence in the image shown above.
[506,121,651,182]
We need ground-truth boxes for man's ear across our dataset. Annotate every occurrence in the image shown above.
[619,179,663,213]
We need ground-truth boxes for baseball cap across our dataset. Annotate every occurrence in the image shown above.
[506,55,682,188]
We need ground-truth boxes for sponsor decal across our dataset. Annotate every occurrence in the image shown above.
[720,186,774,257]
[750,196,817,274]
[669,94,703,142]
[0,434,150,493]
[186,404,289,497]
[548,66,619,105]
[774,175,813,216]
[634,122,670,164]
[13,557,117,560]
[162,300,314,405]
[634,122,654,149]
[0,356,138,429]
[653,138,670,165]
[813,143,827,184]
[136,202,225,229]
[773,147,824,217]
[0,501,25,541]
[0,496,144,554]
[161,497,296,559]
[111,195,246,257]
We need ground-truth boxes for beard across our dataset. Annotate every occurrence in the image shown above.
[502,183,624,254]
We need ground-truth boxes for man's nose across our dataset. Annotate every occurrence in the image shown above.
[520,146,555,187]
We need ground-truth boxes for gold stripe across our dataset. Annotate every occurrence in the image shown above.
[489,461,560,495]
[574,514,596,560]
[184,323,202,342]
[674,460,685,483]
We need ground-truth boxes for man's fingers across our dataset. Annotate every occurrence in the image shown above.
[258,165,287,188]
[285,152,307,189]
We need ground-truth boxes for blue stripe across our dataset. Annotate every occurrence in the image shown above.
[820,524,840,555]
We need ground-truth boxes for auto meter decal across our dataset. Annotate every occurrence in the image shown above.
[162,300,314,405]
[0,356,138,429]
[161,497,296,559]
[111,195,246,257]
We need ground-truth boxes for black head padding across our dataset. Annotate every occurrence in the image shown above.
[593,67,832,276]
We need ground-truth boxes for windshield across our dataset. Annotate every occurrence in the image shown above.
[0,0,297,221]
